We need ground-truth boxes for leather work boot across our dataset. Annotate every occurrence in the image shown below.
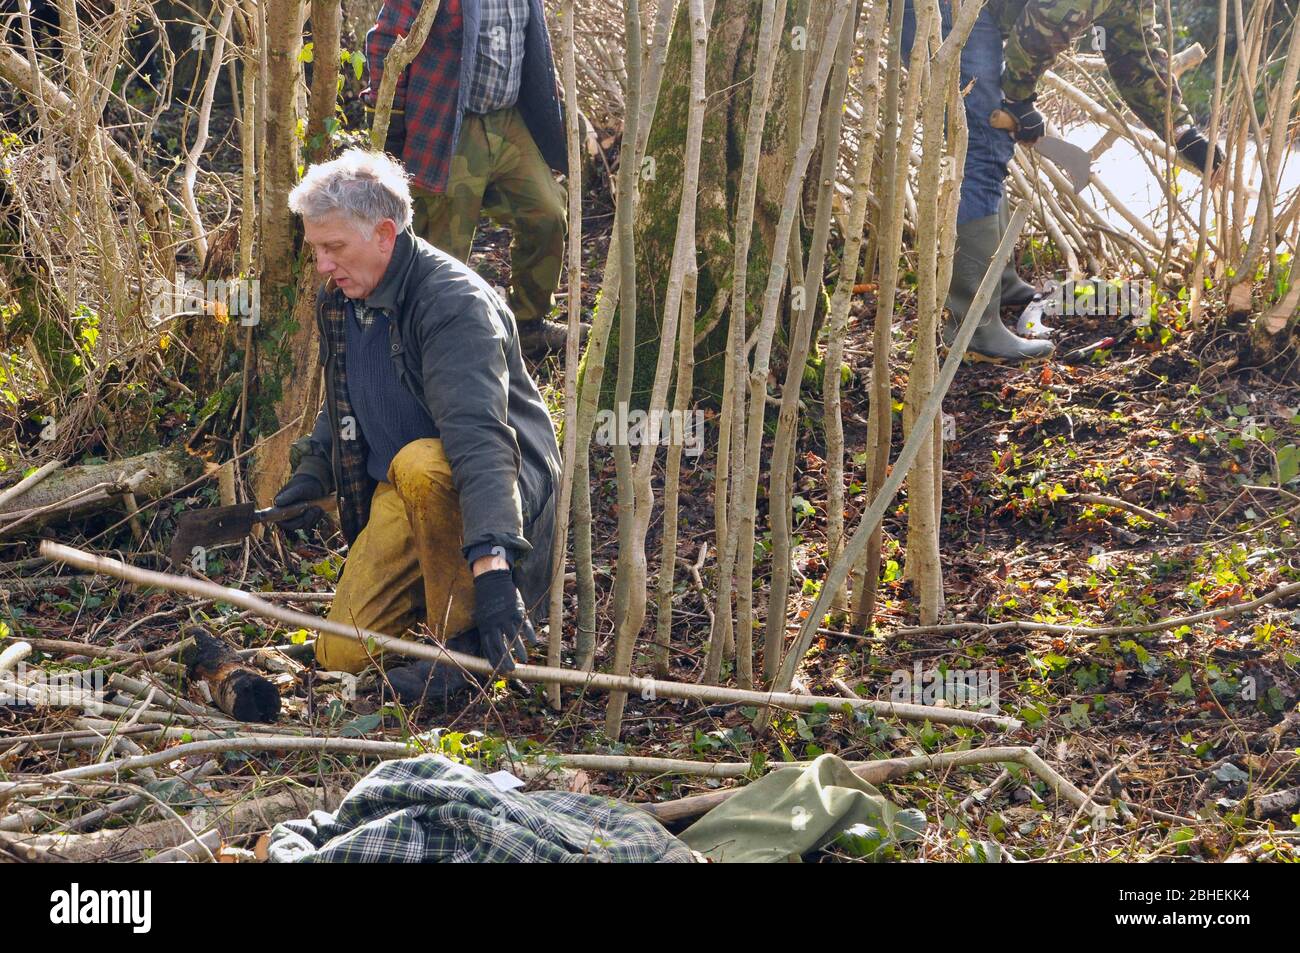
[519,318,589,359]
[944,212,1055,365]
[384,629,484,708]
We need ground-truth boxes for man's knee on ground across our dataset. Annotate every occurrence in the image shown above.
[314,628,377,674]
[388,438,456,505]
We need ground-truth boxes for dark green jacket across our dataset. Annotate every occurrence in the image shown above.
[290,228,560,619]
[993,0,1195,139]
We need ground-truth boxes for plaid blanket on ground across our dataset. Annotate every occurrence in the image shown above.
[267,755,697,864]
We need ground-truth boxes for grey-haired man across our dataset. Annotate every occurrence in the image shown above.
[275,148,560,705]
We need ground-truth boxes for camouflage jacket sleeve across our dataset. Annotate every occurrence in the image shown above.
[1002,1,1194,142]
[1001,0,1101,102]
[1094,2,1194,141]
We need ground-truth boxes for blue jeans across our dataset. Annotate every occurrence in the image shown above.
[901,0,1014,224]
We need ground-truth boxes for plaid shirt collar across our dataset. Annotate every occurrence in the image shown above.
[351,301,374,328]
[319,284,374,542]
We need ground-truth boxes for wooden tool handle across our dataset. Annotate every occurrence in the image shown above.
[253,496,337,523]
[989,108,1018,133]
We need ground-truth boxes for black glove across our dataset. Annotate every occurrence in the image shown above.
[1176,127,1224,175]
[472,569,536,674]
[273,473,326,535]
[1001,97,1046,143]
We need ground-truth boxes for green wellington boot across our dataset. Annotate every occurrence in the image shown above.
[944,212,1055,365]
[997,198,1054,309]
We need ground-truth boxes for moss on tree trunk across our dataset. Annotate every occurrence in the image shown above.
[610,0,804,409]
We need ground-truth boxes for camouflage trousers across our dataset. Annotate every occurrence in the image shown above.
[412,106,566,327]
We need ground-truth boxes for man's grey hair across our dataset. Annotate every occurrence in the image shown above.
[288,148,413,234]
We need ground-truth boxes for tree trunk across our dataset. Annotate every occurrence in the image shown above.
[249,1,333,508]
[630,0,803,406]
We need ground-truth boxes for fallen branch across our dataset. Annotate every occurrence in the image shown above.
[145,829,221,863]
[0,640,30,675]
[41,542,1021,731]
[16,736,421,785]
[0,574,112,592]
[1066,492,1174,527]
[0,460,64,511]
[0,449,195,524]
[0,472,149,538]
[65,760,219,835]
[0,725,159,754]
[108,672,214,720]
[14,637,190,677]
[0,784,339,862]
[1254,786,1300,820]
[0,673,257,737]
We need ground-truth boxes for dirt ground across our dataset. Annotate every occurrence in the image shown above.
[4,177,1299,863]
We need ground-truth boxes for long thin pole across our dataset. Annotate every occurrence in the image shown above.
[767,202,1035,713]
[38,542,1019,731]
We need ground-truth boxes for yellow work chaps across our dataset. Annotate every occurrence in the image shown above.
[316,438,477,673]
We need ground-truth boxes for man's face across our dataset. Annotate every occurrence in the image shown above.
[304,213,398,299]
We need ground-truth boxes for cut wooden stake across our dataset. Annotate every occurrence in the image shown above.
[180,625,281,723]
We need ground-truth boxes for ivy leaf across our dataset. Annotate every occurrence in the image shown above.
[1276,444,1300,486]
[837,823,884,858]
[795,716,814,741]
[893,808,928,842]
[966,840,1009,863]
[340,713,382,737]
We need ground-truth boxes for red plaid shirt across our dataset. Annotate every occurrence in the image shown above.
[364,0,466,194]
